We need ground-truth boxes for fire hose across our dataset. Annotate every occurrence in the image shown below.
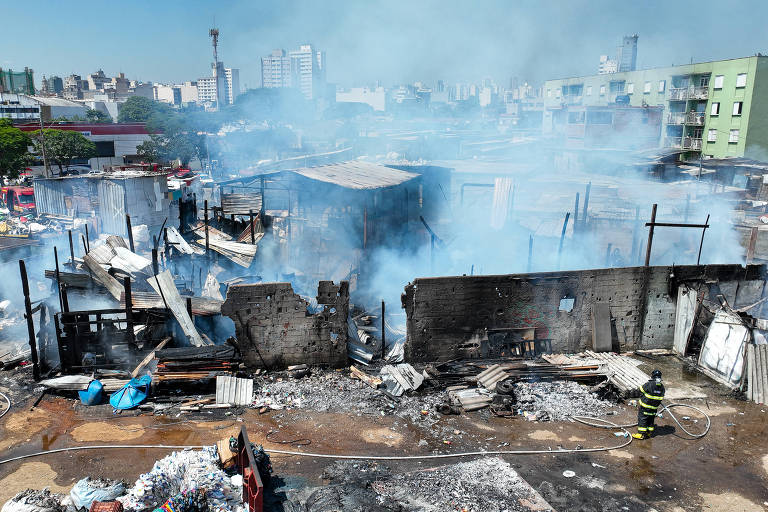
[0,402,709,466]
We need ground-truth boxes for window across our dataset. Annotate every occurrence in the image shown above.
[599,85,606,95]
[733,101,743,116]
[555,89,560,98]
[627,83,635,94]
[586,85,593,96]
[699,76,710,87]
[643,81,651,93]
[736,73,747,88]
[658,80,666,93]
[707,129,717,142]
[729,129,740,143]
[609,81,625,93]
[714,75,724,89]
[711,102,720,115]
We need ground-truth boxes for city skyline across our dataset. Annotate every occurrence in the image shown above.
[6,0,768,90]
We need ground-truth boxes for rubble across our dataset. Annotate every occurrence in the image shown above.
[513,381,618,421]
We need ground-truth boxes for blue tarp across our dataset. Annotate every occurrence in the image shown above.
[78,380,104,406]
[109,374,152,410]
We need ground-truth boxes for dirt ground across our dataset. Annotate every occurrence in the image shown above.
[0,354,767,511]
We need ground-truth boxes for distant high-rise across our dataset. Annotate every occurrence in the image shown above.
[617,34,638,72]
[261,44,326,100]
[225,68,240,104]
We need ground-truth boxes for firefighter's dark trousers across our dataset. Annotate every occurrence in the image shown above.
[637,409,657,437]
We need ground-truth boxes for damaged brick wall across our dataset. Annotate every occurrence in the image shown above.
[222,281,349,368]
[402,264,765,361]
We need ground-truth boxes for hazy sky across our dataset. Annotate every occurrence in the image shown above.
[5,0,768,90]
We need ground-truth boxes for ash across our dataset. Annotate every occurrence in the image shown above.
[372,457,553,512]
[514,381,618,421]
[253,369,444,423]
[5,489,67,512]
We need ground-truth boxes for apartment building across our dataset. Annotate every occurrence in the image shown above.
[260,44,326,100]
[543,56,768,160]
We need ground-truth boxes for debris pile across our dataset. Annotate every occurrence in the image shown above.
[1,489,67,512]
[117,448,243,512]
[514,381,618,421]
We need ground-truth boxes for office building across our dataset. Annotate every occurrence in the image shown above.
[543,55,768,160]
[617,35,639,73]
[0,67,35,95]
[261,49,291,88]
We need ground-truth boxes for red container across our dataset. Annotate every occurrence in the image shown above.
[90,502,124,512]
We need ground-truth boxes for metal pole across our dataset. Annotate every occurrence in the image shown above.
[80,234,88,255]
[527,235,533,273]
[381,300,386,360]
[19,260,40,380]
[573,192,580,233]
[556,212,570,270]
[644,204,657,267]
[697,214,710,265]
[430,234,435,274]
[126,214,135,252]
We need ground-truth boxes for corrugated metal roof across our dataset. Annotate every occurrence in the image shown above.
[289,161,419,190]
[216,375,254,406]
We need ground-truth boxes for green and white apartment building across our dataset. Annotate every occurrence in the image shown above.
[542,56,768,160]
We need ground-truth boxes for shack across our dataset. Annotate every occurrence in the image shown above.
[33,171,170,236]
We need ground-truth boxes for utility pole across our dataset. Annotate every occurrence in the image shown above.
[38,111,50,177]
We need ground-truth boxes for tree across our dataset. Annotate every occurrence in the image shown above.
[30,129,97,173]
[86,109,112,123]
[117,96,157,123]
[0,119,32,179]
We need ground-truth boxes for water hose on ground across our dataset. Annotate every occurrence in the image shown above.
[0,392,10,419]
[0,402,710,466]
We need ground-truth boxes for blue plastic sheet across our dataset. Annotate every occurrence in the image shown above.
[109,374,152,410]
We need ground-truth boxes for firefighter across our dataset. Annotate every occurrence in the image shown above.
[632,369,665,440]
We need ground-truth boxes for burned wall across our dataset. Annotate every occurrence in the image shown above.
[402,264,765,361]
[222,280,349,368]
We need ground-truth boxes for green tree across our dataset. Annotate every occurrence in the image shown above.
[0,119,32,179]
[117,96,157,123]
[30,129,97,174]
[86,109,112,123]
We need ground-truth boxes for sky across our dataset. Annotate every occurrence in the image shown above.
[5,0,768,90]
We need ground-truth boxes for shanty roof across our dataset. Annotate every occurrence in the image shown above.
[288,161,419,190]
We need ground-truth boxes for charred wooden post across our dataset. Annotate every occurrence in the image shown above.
[573,192,580,234]
[381,300,386,360]
[249,209,255,244]
[644,204,658,267]
[124,276,135,343]
[61,286,70,313]
[80,234,88,255]
[581,182,591,231]
[54,246,64,312]
[68,230,75,266]
[164,227,170,262]
[19,260,40,381]
[697,214,710,265]
[186,297,193,319]
[84,224,90,253]
[204,200,210,257]
[152,248,159,275]
[556,212,571,270]
[126,214,135,252]
[747,226,759,264]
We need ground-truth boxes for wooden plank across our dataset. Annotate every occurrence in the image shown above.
[131,337,171,378]
[149,270,207,347]
[760,345,768,404]
[350,365,383,388]
[83,253,123,300]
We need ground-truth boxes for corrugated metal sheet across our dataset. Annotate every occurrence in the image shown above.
[746,343,768,405]
[98,179,127,236]
[221,194,262,215]
[33,178,69,216]
[477,364,510,390]
[216,375,254,406]
[290,161,419,190]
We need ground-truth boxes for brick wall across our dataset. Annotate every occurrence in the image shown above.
[402,264,765,361]
[222,280,349,369]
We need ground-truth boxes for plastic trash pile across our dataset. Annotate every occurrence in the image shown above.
[117,448,243,512]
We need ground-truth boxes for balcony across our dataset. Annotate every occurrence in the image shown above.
[664,136,682,149]
[667,112,686,125]
[682,136,703,150]
[685,112,706,125]
[669,88,688,101]
[668,86,709,101]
